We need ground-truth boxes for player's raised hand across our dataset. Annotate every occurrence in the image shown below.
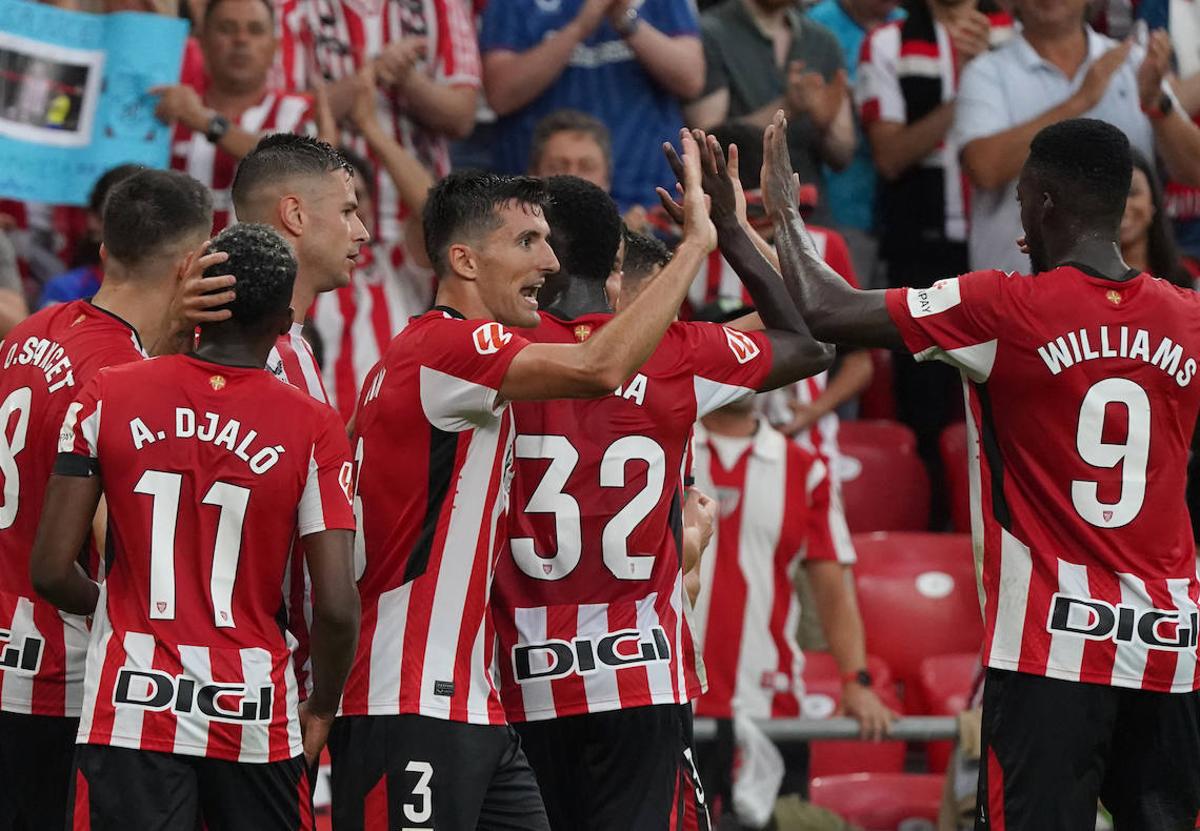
[676,128,717,254]
[762,110,801,218]
[698,131,749,229]
[299,701,336,766]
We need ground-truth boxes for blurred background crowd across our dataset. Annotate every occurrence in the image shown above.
[3,0,1198,827]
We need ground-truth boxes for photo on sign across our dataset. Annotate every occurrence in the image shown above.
[0,30,103,148]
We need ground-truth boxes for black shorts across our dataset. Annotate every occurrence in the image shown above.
[514,703,711,831]
[69,744,313,831]
[0,710,78,831]
[328,714,549,831]
[977,668,1200,831]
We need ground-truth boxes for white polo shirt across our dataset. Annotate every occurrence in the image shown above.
[952,27,1157,274]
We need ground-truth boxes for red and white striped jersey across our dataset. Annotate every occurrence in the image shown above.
[311,247,433,421]
[306,0,480,256]
[59,354,355,762]
[492,312,773,722]
[272,0,314,91]
[170,91,314,233]
[342,308,529,724]
[266,322,330,700]
[0,302,144,717]
[887,267,1200,692]
[690,420,850,720]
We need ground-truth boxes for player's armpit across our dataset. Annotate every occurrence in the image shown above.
[30,474,102,616]
[302,528,360,718]
[758,330,836,392]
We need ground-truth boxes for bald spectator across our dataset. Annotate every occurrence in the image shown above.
[153,0,315,232]
[480,0,704,210]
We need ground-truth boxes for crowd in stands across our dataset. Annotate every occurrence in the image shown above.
[5,0,1200,827]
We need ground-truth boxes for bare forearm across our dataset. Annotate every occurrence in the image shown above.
[809,563,868,674]
[484,30,584,116]
[0,289,27,336]
[624,28,704,99]
[961,96,1086,190]
[31,475,102,616]
[715,218,805,333]
[1172,72,1200,116]
[870,104,955,181]
[360,123,434,214]
[737,99,786,130]
[820,98,855,171]
[1153,110,1200,187]
[214,123,262,160]
[809,349,873,415]
[395,76,476,139]
[307,607,359,715]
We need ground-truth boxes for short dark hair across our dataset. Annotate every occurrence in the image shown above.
[1027,118,1132,229]
[338,146,376,193]
[204,0,274,24]
[530,110,612,173]
[232,133,352,211]
[422,171,550,277]
[203,223,296,328]
[89,163,143,216]
[102,169,212,267]
[622,229,671,285]
[541,176,622,285]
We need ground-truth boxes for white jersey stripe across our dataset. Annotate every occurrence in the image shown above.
[637,593,674,705]
[1045,559,1090,682]
[238,647,274,762]
[366,584,409,712]
[0,597,39,713]
[61,608,90,714]
[1169,577,1199,692]
[579,603,619,711]
[1112,573,1152,689]
[111,631,157,748]
[77,585,113,740]
[175,645,212,755]
[513,606,554,720]
[988,528,1032,668]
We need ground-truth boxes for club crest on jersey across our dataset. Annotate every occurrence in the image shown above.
[723,328,761,364]
[71,314,85,327]
[1106,290,1122,305]
[473,322,512,355]
[209,375,226,391]
[715,486,741,519]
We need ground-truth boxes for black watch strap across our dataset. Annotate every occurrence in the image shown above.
[205,113,231,144]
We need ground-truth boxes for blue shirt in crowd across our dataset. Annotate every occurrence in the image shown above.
[38,264,101,310]
[807,0,905,231]
[479,0,699,210]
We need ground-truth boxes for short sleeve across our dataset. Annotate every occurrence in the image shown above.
[884,270,1006,381]
[479,0,533,52]
[297,406,356,536]
[682,323,773,417]
[799,452,855,564]
[951,53,1011,150]
[55,375,103,476]
[645,0,700,37]
[419,318,531,431]
[434,0,482,87]
[699,19,729,97]
[856,23,907,127]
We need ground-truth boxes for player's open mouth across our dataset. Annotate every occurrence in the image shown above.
[520,283,541,308]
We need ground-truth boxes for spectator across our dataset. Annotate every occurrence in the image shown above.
[480,0,704,210]
[808,0,905,277]
[0,233,27,336]
[37,164,141,309]
[154,0,315,232]
[308,0,478,268]
[954,0,1200,272]
[1122,149,1192,286]
[857,0,1013,522]
[691,394,892,826]
[687,0,853,225]
[312,69,436,420]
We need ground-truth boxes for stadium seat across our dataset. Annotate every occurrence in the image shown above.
[852,531,975,569]
[802,654,906,777]
[857,350,897,420]
[836,420,929,532]
[809,773,945,831]
[940,422,971,533]
[851,533,984,690]
[914,652,982,773]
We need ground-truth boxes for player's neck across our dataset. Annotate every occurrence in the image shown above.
[702,410,759,438]
[289,281,316,329]
[91,276,174,350]
[1052,237,1130,280]
[542,279,611,321]
[205,81,266,119]
[433,281,493,320]
[193,337,274,369]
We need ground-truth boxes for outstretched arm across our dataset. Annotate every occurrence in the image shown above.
[762,112,903,350]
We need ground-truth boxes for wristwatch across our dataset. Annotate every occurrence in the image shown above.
[842,668,874,688]
[1143,91,1175,121]
[205,112,231,144]
[614,6,641,38]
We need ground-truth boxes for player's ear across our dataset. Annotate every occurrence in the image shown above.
[279,194,304,237]
[98,243,108,269]
[447,243,478,283]
[605,269,622,312]
[278,306,294,337]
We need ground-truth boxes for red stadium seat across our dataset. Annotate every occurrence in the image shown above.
[858,350,897,420]
[852,531,975,569]
[803,654,906,776]
[836,420,929,532]
[914,652,982,773]
[940,422,971,533]
[851,533,984,690]
[809,773,945,831]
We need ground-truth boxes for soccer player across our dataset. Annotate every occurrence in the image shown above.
[761,111,1200,829]
[489,172,834,830]
[0,169,234,830]
[231,133,369,695]
[30,223,360,830]
[332,131,750,831]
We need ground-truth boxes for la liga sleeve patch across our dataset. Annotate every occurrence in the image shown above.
[907,277,963,318]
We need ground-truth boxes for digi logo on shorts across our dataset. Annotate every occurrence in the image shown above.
[513,627,672,682]
[723,328,761,364]
[472,322,512,355]
[1047,594,1199,650]
[113,668,275,722]
[0,628,43,674]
